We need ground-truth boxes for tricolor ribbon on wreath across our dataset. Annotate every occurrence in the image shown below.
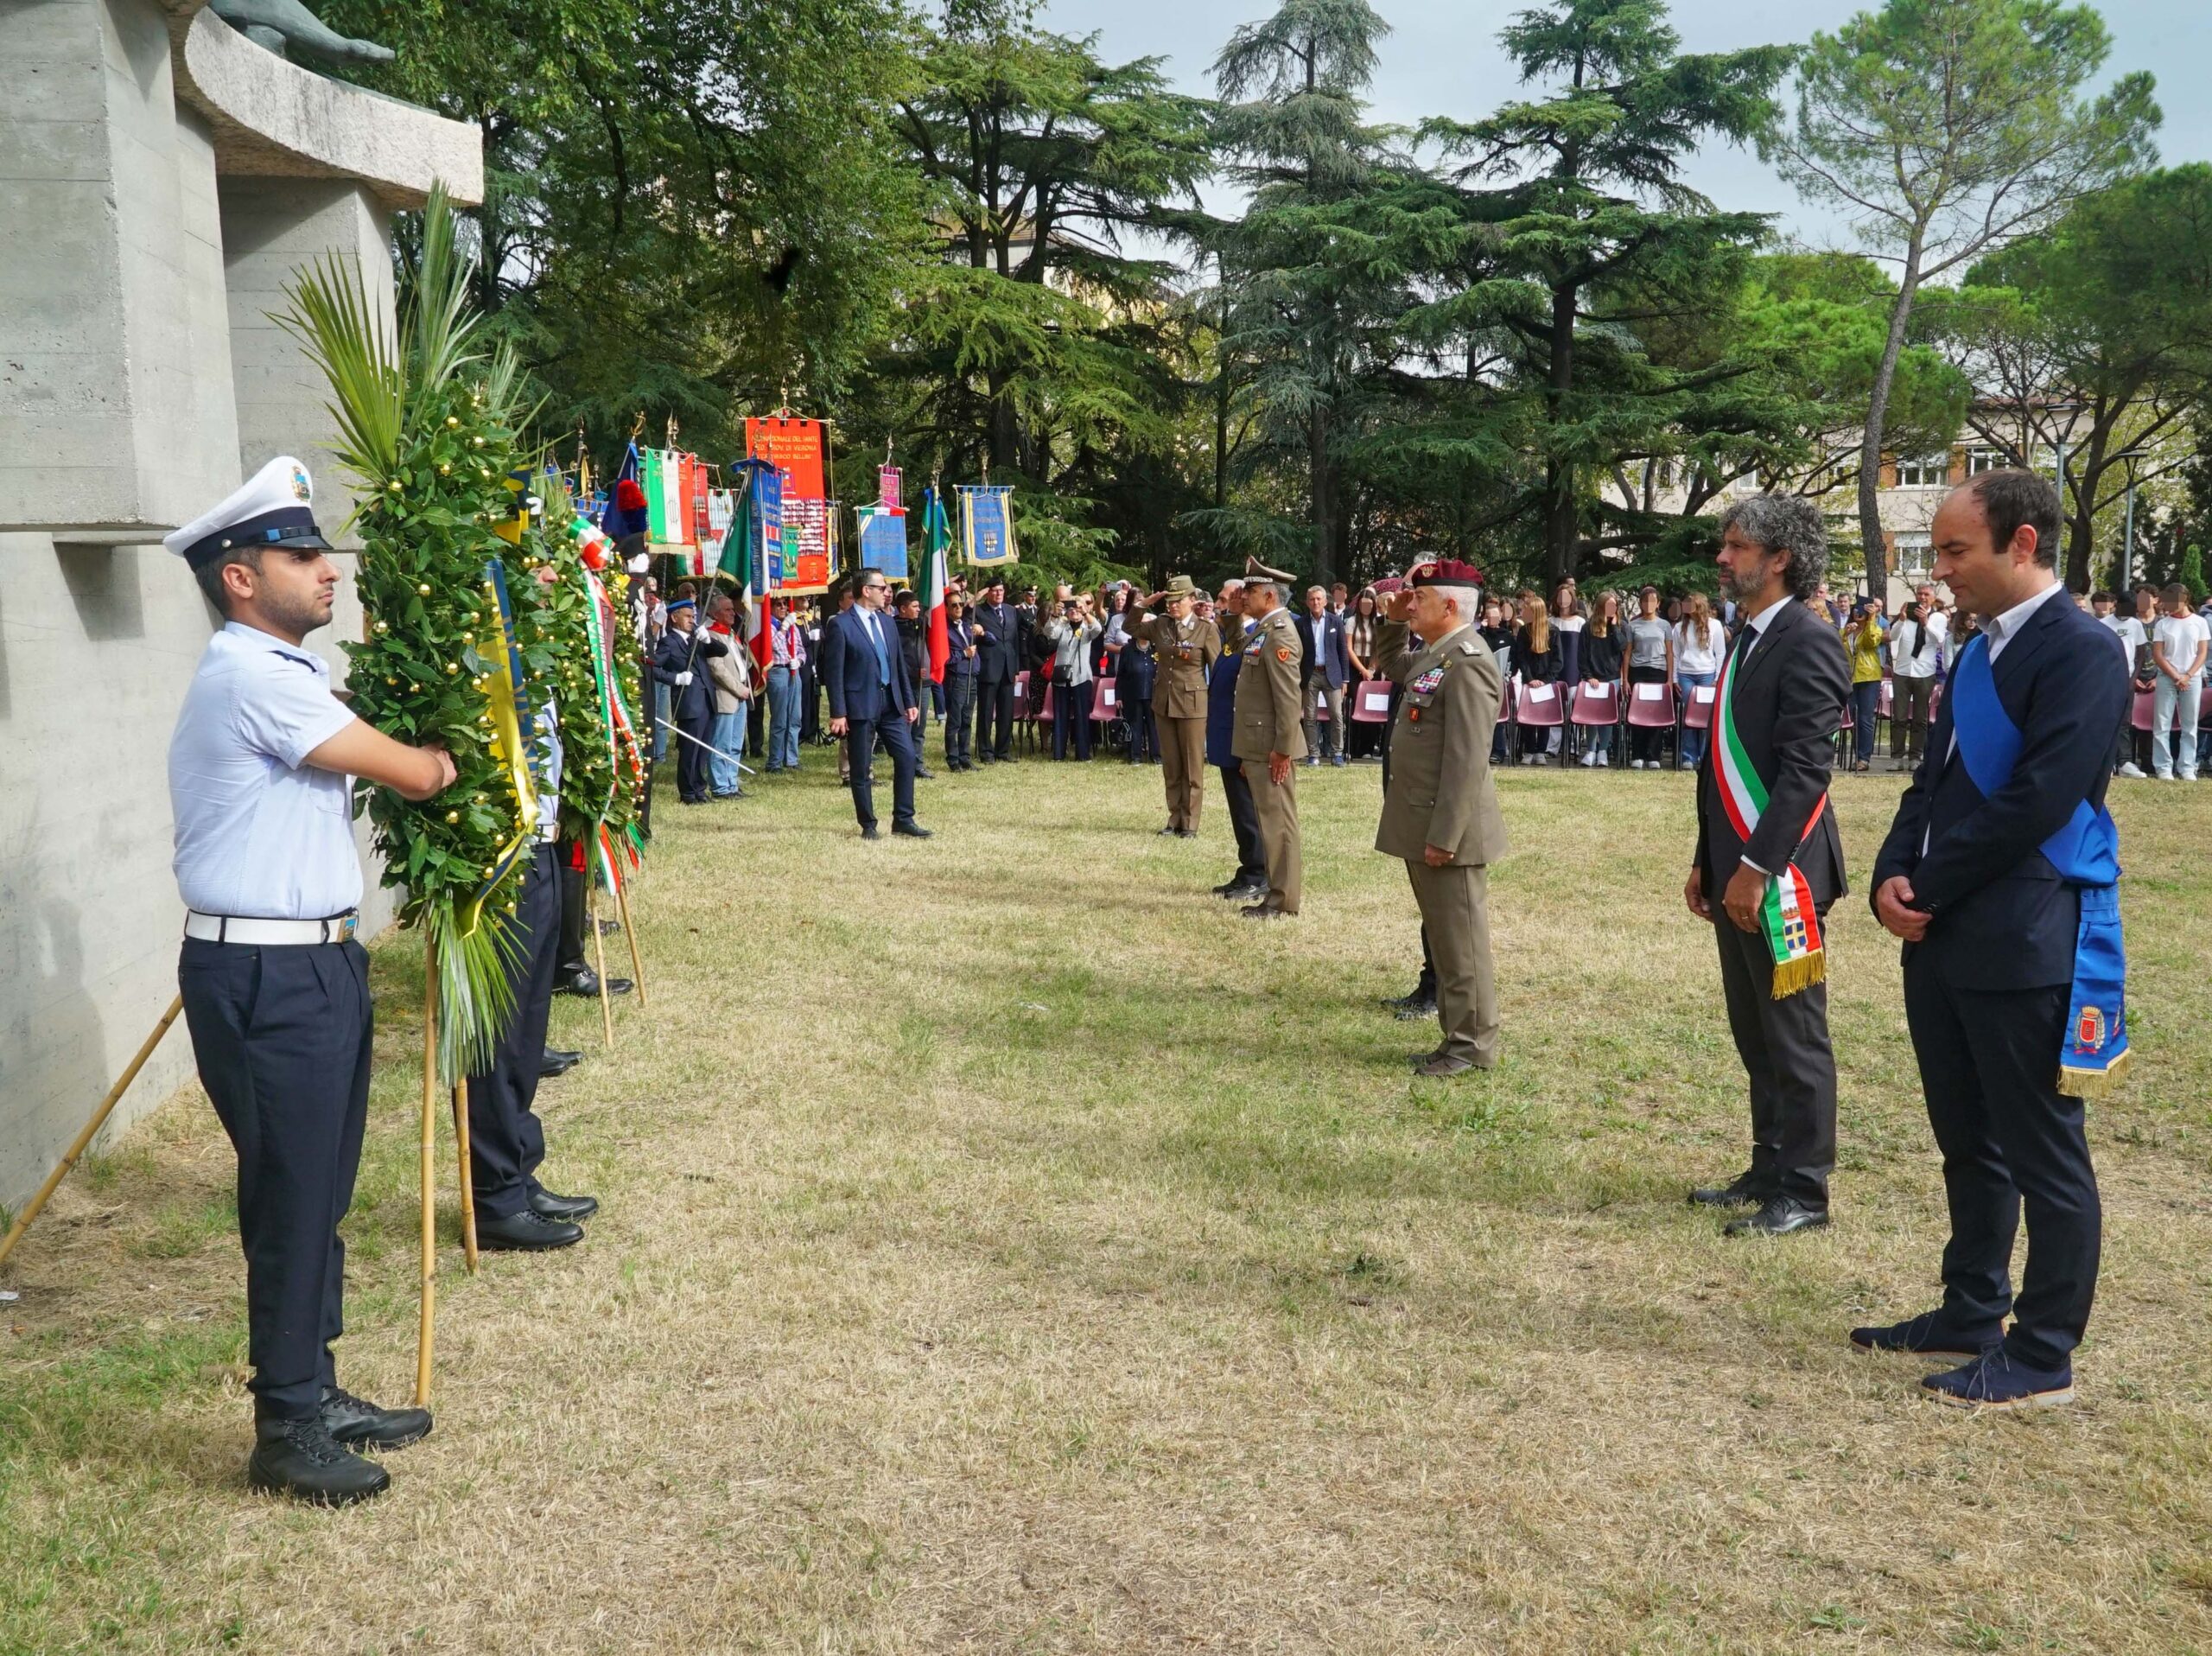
[1711,643,1827,999]
[1946,634,2132,1099]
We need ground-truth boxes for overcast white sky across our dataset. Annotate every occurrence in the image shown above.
[1040,0,2209,257]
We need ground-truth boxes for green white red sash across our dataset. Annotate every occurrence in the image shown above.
[1713,640,1828,998]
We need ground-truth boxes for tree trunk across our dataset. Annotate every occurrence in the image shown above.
[1543,279,1579,584]
[2063,436,2111,594]
[1857,244,1924,598]
[1309,404,1333,591]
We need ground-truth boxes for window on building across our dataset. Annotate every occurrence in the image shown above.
[1893,532,1932,578]
[1966,446,2011,475]
[1894,453,1951,487]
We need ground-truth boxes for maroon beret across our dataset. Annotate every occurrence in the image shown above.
[1410,559,1486,588]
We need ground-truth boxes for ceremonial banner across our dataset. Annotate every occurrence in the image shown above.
[880,465,903,512]
[923,488,950,685]
[701,488,736,576]
[859,506,908,579]
[959,485,1019,566]
[746,416,832,590]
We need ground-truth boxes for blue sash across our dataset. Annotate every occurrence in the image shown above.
[1948,635,2131,1098]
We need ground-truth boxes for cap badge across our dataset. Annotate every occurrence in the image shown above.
[289,465,312,502]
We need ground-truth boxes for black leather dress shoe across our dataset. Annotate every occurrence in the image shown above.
[529,1188,600,1222]
[861,825,883,839]
[555,969,632,998]
[917,767,938,779]
[1688,1170,1766,1208]
[1213,877,1261,899]
[893,822,932,838]
[538,1048,582,1079]
[1393,996,1438,1022]
[320,1385,432,1449]
[1724,1195,1830,1238]
[248,1416,389,1505]
[476,1208,584,1251]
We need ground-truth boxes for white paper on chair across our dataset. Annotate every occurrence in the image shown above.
[1693,685,1717,704]
[1634,683,1664,702]
[1363,691,1391,714]
[1524,683,1555,703]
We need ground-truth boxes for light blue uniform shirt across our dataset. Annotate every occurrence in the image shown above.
[168,622,361,919]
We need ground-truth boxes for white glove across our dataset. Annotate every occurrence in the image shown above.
[674,671,695,686]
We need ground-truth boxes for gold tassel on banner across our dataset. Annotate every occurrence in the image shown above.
[1769,951,1826,1001]
[2058,1046,2133,1100]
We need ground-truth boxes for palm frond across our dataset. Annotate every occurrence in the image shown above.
[429,904,527,1087]
[407,182,484,405]
[275,254,404,491]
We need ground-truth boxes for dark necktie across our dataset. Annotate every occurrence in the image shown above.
[868,614,890,686]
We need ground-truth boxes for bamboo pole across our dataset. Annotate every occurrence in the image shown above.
[416,939,438,1408]
[613,872,647,1009]
[0,995,184,1272]
[450,1083,478,1274]
[588,882,615,1049]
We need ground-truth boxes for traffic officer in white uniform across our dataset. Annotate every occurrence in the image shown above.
[167,456,457,1505]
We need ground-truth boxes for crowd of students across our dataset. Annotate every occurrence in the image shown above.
[621,562,2212,788]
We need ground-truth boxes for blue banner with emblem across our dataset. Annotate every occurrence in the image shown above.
[1948,635,2131,1098]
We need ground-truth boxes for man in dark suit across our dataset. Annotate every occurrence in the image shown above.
[648,599,727,805]
[820,566,931,840]
[1685,494,1850,1239]
[969,576,1022,765]
[1862,470,2129,1411]
[1205,580,1267,902]
[1293,585,1352,765]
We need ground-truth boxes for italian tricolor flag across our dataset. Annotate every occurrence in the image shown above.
[923,487,950,685]
[1713,644,1828,998]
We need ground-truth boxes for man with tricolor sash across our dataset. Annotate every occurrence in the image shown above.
[1686,494,1850,1239]
[1861,471,2131,1411]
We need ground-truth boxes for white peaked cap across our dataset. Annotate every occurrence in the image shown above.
[164,455,332,570]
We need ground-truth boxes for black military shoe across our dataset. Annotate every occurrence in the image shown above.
[538,1048,582,1080]
[1393,996,1438,1022]
[529,1188,600,1222]
[248,1415,390,1506]
[861,825,883,840]
[1725,1195,1831,1238]
[476,1208,584,1251]
[320,1385,432,1450]
[893,822,933,838]
[555,969,632,998]
[1688,1170,1766,1208]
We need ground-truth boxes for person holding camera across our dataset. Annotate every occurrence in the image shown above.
[1043,589,1104,761]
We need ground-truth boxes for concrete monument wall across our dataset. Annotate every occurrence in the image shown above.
[0,0,480,1213]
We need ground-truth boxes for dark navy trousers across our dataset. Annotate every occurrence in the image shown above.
[845,712,918,830]
[467,843,561,1218]
[180,935,373,1420]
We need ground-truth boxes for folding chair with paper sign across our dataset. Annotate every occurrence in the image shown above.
[1625,679,1678,768]
[1513,677,1563,764]
[1351,680,1393,723]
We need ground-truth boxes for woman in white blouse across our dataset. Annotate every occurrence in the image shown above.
[1672,592,1726,767]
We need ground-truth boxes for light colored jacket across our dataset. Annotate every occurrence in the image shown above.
[706,626,753,714]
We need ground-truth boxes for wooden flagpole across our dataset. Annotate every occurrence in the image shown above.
[0,995,185,1272]
[613,873,647,1010]
[450,1083,478,1274]
[416,939,439,1407]
[588,882,616,1048]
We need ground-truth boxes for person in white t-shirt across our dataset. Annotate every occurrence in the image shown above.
[2092,589,2148,776]
[1887,599,1942,762]
[1672,593,1726,767]
[2150,582,2208,780]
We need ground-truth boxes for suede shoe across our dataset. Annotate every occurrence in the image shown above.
[1920,1348,2074,1411]
[1850,1309,2003,1363]
[538,1048,582,1080]
[476,1208,584,1251]
[248,1415,390,1506]
[529,1188,600,1222]
[320,1385,432,1450]
[1723,1195,1830,1238]
[1688,1170,1765,1208]
[1239,902,1285,920]
[1414,1053,1479,1079]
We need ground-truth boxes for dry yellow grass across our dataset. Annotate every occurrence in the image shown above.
[3,749,2211,1654]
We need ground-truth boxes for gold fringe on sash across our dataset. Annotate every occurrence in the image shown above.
[2058,1045,2132,1100]
[1769,949,1826,1001]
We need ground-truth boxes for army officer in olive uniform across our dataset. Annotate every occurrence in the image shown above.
[1126,575,1223,837]
[1230,573,1308,918]
[1376,561,1507,1075]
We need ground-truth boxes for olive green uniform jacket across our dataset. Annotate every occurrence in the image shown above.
[1373,621,1507,865]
